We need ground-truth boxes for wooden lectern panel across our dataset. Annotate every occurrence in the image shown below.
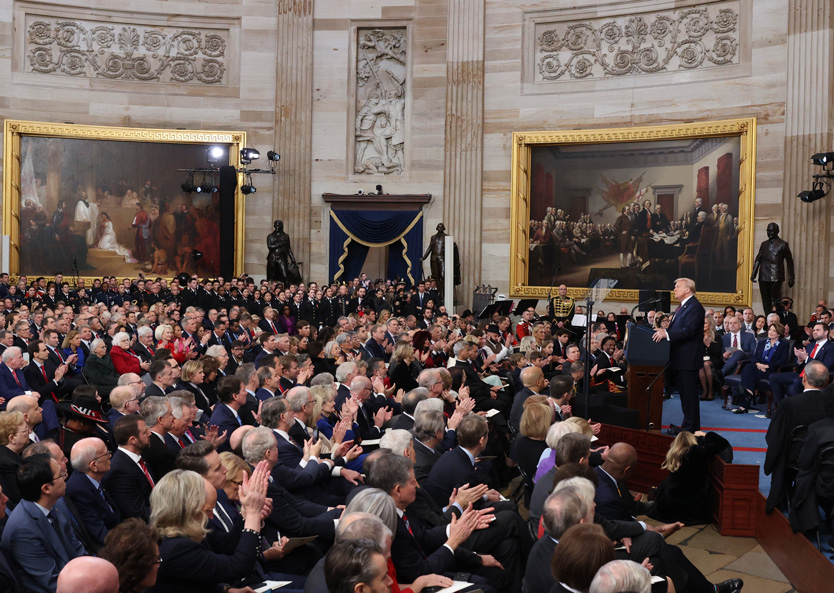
[626,365,665,430]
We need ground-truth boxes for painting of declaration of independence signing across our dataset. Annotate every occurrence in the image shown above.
[526,136,743,294]
[18,136,226,279]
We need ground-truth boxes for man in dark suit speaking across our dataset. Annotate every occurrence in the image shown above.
[652,278,706,434]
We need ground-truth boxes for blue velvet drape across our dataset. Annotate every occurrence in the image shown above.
[328,210,423,286]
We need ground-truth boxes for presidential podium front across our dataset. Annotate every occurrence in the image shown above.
[623,322,670,429]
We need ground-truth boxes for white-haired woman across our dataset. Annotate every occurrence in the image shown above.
[109,331,150,376]
[84,338,119,399]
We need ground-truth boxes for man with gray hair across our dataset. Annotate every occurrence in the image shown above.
[164,395,194,452]
[348,375,391,440]
[65,437,120,551]
[416,369,444,399]
[106,385,140,432]
[0,345,34,398]
[132,326,155,363]
[7,394,45,443]
[334,361,358,406]
[241,427,340,539]
[139,396,176,478]
[590,560,651,593]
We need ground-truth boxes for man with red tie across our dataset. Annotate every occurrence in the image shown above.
[258,306,280,334]
[103,415,155,521]
[0,346,34,403]
[24,341,68,404]
[769,321,834,405]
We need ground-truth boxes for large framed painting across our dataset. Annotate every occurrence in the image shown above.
[3,121,246,280]
[509,118,757,307]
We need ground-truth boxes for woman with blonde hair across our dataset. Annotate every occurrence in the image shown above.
[180,359,212,414]
[650,430,730,525]
[150,464,269,593]
[699,314,723,402]
[218,452,252,508]
[510,399,551,504]
[389,341,419,392]
[155,323,188,365]
[61,330,85,368]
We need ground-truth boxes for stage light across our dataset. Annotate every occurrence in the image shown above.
[240,148,260,164]
[207,146,225,164]
[267,151,281,161]
[811,152,834,166]
[798,181,828,203]
[241,185,257,195]
[197,183,216,193]
[181,182,196,193]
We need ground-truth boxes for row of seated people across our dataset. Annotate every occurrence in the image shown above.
[0,270,761,593]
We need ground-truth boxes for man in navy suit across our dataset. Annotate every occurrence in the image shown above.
[769,321,834,404]
[207,376,248,452]
[102,414,154,522]
[65,437,120,552]
[720,316,757,376]
[653,278,706,434]
[1,454,85,593]
[106,385,141,433]
[0,346,32,401]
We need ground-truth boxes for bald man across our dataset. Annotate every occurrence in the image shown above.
[509,366,548,434]
[593,443,655,522]
[57,557,119,593]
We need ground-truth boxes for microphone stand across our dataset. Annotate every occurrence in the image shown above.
[630,297,662,323]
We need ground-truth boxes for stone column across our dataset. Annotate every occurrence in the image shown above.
[442,0,485,305]
[273,0,313,279]
[780,0,834,315]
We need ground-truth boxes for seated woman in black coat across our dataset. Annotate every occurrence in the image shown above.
[389,342,419,393]
[733,321,790,414]
[509,397,551,506]
[148,463,269,593]
[649,430,731,525]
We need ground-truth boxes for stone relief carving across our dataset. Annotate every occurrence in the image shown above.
[25,16,227,84]
[354,28,407,175]
[534,2,739,83]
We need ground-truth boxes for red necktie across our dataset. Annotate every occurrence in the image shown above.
[177,437,186,448]
[185,429,195,443]
[732,334,738,349]
[40,365,59,403]
[270,321,276,333]
[11,370,21,386]
[138,459,155,487]
[801,344,820,377]
[54,349,64,363]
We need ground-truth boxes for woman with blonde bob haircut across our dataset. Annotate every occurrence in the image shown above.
[149,463,270,593]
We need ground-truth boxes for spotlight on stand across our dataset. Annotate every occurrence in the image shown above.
[811,152,834,167]
[266,151,280,161]
[181,174,196,193]
[241,184,257,195]
[240,148,260,165]
[207,146,225,165]
[798,181,828,203]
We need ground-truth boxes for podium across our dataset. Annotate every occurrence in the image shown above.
[623,322,669,429]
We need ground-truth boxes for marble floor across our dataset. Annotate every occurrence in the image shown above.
[642,517,794,593]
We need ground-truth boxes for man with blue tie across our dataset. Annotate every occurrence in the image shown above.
[208,376,249,452]
[652,278,706,434]
[65,437,120,552]
[1,453,86,593]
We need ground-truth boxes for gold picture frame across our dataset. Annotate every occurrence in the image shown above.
[3,120,247,282]
[509,118,757,307]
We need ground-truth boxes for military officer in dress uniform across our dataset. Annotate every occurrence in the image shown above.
[548,284,575,333]
[335,283,351,319]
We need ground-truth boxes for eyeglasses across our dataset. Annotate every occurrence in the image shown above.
[230,479,244,487]
[93,452,112,462]
[50,471,68,483]
[153,558,163,565]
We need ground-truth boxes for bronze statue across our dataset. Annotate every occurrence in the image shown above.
[420,223,460,297]
[751,222,795,313]
[266,220,301,284]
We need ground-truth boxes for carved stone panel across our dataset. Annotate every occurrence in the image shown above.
[530,0,742,85]
[353,28,407,176]
[23,13,229,85]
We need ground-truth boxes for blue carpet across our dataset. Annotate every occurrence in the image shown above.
[661,394,771,494]
[662,393,834,558]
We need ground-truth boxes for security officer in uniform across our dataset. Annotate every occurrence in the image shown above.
[548,284,575,333]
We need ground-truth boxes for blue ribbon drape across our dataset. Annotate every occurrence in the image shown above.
[328,209,423,286]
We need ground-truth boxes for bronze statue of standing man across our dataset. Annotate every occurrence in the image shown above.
[751,222,795,313]
[267,220,301,284]
[420,223,460,298]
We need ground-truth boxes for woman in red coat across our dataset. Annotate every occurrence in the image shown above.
[110,331,151,375]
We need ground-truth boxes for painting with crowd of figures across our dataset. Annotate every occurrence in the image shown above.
[3,121,244,280]
[509,119,757,306]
